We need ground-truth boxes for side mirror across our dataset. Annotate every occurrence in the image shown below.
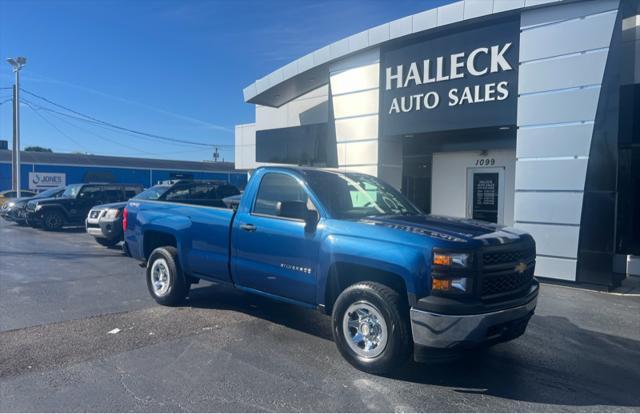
[305,209,320,232]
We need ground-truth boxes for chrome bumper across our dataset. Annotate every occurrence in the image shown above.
[410,295,537,349]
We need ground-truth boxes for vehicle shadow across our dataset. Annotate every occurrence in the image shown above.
[391,315,640,407]
[186,283,640,408]
[58,226,87,233]
[187,283,333,341]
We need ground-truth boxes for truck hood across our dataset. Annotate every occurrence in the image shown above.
[360,214,529,246]
[91,201,127,210]
[33,197,71,205]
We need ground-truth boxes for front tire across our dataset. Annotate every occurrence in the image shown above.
[332,282,411,374]
[146,246,189,306]
[42,210,64,231]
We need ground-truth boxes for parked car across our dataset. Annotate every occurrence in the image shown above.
[0,189,37,203]
[26,183,143,231]
[86,184,172,249]
[125,167,538,374]
[1,187,66,225]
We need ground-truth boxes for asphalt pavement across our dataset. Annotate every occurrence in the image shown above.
[1,219,639,412]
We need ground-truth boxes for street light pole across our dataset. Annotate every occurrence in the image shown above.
[7,56,26,198]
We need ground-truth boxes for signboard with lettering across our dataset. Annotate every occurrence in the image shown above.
[380,18,519,137]
[28,172,66,190]
[472,172,499,223]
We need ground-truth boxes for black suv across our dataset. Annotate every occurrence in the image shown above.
[26,183,143,231]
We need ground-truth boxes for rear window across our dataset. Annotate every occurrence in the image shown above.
[160,182,239,208]
[134,185,170,201]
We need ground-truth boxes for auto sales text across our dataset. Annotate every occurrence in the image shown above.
[385,43,513,114]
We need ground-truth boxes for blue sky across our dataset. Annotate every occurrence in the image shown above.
[0,0,453,162]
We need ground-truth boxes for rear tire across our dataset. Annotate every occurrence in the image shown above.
[146,246,189,306]
[332,282,412,374]
[42,210,64,231]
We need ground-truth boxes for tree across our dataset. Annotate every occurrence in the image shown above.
[24,146,53,152]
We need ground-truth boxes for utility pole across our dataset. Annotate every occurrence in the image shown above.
[7,57,26,197]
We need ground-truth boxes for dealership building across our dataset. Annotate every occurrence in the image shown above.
[235,0,640,286]
[0,149,248,192]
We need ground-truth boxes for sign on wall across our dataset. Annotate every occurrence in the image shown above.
[380,18,519,137]
[28,172,66,190]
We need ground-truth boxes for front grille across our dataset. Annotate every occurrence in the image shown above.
[481,267,534,297]
[483,247,535,267]
[480,243,535,298]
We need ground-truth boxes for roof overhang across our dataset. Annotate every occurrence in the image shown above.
[243,0,571,108]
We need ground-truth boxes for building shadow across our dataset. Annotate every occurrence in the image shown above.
[186,283,640,408]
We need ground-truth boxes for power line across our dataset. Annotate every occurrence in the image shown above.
[21,88,233,148]
[43,107,159,156]
[23,99,232,153]
[23,98,231,159]
[23,100,92,153]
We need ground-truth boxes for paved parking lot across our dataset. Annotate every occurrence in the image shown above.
[1,219,639,412]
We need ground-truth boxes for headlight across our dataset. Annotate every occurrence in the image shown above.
[35,204,43,211]
[104,208,120,219]
[433,252,471,268]
[7,202,15,208]
[431,250,473,294]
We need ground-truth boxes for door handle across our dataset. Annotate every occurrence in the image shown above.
[240,223,256,232]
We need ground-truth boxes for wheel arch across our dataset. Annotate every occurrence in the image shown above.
[323,262,411,315]
[142,229,178,261]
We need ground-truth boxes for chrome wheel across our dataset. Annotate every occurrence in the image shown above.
[150,258,171,296]
[342,301,388,358]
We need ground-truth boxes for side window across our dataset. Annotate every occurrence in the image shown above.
[253,173,316,219]
[77,185,101,200]
[102,185,124,203]
[190,184,216,200]
[218,185,240,199]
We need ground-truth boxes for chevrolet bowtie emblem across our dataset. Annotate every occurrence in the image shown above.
[515,262,527,274]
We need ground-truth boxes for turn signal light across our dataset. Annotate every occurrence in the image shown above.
[432,278,451,291]
[432,277,469,293]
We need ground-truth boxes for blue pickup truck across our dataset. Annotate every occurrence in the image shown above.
[125,166,538,374]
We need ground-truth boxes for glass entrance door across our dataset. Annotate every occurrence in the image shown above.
[466,167,505,224]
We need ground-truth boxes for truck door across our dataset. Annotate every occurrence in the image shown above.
[231,172,321,305]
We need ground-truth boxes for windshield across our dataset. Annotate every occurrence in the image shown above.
[133,185,170,200]
[62,184,83,198]
[37,187,63,198]
[305,171,421,219]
